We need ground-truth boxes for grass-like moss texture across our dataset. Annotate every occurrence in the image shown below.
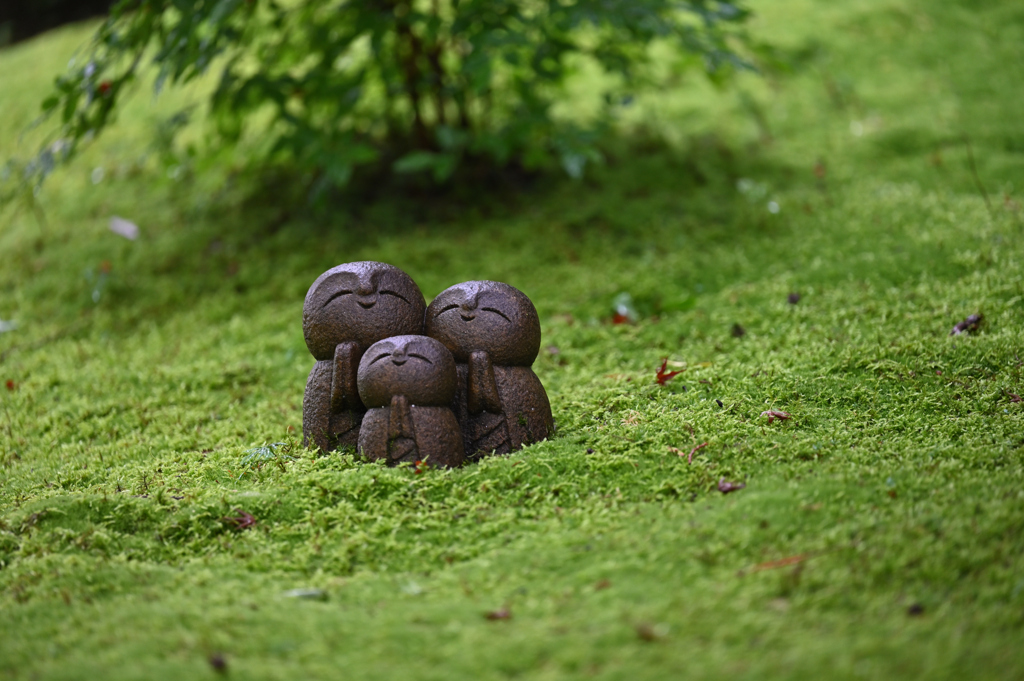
[2,0,1024,678]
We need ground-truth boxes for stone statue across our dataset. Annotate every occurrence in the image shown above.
[301,262,426,452]
[425,280,553,460]
[356,335,465,468]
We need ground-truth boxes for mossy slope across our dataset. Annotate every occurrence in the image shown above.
[1,0,1023,678]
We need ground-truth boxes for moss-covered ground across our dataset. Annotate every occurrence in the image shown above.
[2,0,1024,678]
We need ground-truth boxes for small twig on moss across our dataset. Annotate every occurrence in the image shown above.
[668,441,709,463]
[963,134,994,216]
[748,553,812,573]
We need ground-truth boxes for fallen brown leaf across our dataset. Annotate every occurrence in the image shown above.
[718,478,746,494]
[485,608,512,621]
[950,313,983,336]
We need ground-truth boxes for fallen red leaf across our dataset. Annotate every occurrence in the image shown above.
[611,312,630,325]
[655,359,684,385]
[1008,393,1021,403]
[760,409,790,424]
[4,380,14,391]
[222,509,256,530]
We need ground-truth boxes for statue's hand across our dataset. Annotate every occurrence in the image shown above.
[467,350,502,415]
[330,341,363,412]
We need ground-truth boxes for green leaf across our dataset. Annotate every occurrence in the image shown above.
[393,151,444,174]
[393,152,459,183]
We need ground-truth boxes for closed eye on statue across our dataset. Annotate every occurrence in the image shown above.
[436,303,461,315]
[380,289,410,304]
[369,352,392,365]
[408,353,433,365]
[482,307,511,322]
[321,290,353,309]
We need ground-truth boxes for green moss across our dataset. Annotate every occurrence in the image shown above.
[2,0,1024,678]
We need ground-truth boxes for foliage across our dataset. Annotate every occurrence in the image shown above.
[1,0,752,203]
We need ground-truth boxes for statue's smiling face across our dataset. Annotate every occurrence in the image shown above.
[426,281,540,366]
[319,269,405,311]
[357,335,457,408]
[303,262,426,360]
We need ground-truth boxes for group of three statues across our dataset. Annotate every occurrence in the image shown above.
[302,262,553,468]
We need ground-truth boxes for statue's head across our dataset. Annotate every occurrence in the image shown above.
[302,262,425,360]
[425,280,540,366]
[357,335,457,408]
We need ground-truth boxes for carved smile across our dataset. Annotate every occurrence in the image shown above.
[358,299,376,309]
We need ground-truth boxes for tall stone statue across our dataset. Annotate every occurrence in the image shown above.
[301,262,425,452]
[425,280,553,460]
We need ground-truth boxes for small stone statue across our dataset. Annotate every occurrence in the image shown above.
[302,262,426,452]
[356,335,465,468]
[425,280,553,460]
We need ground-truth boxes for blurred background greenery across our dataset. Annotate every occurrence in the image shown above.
[1,0,757,207]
